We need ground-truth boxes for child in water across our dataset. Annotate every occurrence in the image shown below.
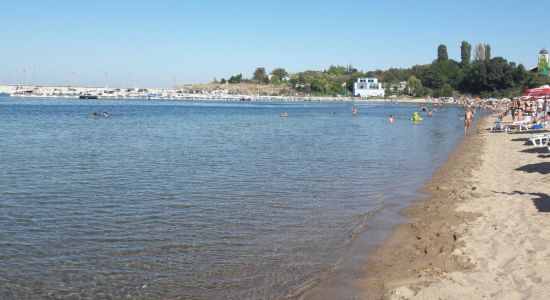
[388,115,394,123]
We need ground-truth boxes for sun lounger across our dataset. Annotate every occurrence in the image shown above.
[491,122,508,132]
[509,117,534,132]
[529,135,550,146]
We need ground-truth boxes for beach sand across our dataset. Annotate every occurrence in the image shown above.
[359,115,550,299]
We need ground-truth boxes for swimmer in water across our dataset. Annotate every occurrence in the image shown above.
[92,112,98,118]
[103,111,109,118]
[388,115,394,123]
[281,112,289,117]
[428,109,433,117]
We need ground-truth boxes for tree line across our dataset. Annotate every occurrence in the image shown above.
[216,41,550,98]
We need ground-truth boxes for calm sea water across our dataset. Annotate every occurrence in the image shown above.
[0,98,466,299]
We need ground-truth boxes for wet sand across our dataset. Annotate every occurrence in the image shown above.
[359,115,550,299]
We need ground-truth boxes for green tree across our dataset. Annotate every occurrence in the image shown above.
[228,73,243,84]
[459,56,526,96]
[253,67,267,83]
[463,60,488,93]
[220,78,227,84]
[346,64,358,75]
[485,44,491,60]
[515,64,527,84]
[438,83,454,97]
[423,60,462,91]
[270,68,289,82]
[406,75,423,96]
[384,87,393,98]
[309,77,327,94]
[460,41,471,68]
[327,65,347,76]
[437,44,448,62]
[526,73,550,88]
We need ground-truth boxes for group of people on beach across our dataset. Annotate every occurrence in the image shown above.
[509,97,549,123]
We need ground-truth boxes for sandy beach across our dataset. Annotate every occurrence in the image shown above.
[359,114,550,299]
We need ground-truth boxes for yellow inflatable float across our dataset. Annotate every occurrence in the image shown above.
[411,112,423,122]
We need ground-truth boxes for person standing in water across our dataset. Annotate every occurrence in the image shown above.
[388,115,394,123]
[464,108,473,134]
[351,106,358,116]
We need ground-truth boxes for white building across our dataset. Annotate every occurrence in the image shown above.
[353,78,385,98]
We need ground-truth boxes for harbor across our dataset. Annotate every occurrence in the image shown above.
[0,84,354,102]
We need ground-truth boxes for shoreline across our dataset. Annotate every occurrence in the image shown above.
[357,114,486,299]
[359,115,550,299]
[298,106,474,300]
[1,94,432,104]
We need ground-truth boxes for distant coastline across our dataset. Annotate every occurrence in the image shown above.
[0,84,434,104]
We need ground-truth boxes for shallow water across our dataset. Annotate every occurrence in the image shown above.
[0,98,466,299]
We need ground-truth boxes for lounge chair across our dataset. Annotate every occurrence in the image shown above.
[529,134,550,146]
[509,117,533,132]
[491,122,508,132]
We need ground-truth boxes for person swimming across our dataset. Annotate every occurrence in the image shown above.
[411,112,422,121]
[103,111,109,118]
[281,112,289,117]
[92,112,98,118]
[388,115,394,123]
[428,109,433,117]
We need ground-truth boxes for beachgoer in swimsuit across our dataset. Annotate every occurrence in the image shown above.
[464,109,473,134]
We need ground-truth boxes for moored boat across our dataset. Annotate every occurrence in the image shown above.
[79,93,99,99]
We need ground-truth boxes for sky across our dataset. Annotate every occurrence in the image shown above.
[1,0,548,87]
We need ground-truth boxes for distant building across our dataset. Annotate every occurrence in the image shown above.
[530,48,549,76]
[353,78,385,98]
[391,81,407,94]
[538,48,548,77]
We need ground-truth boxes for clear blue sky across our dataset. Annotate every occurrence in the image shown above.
[1,0,548,87]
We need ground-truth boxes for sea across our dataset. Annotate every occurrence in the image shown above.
[0,97,468,299]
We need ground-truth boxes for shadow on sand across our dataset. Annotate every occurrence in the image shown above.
[507,130,550,136]
[510,137,529,143]
[515,162,550,175]
[520,147,550,154]
[493,190,550,213]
